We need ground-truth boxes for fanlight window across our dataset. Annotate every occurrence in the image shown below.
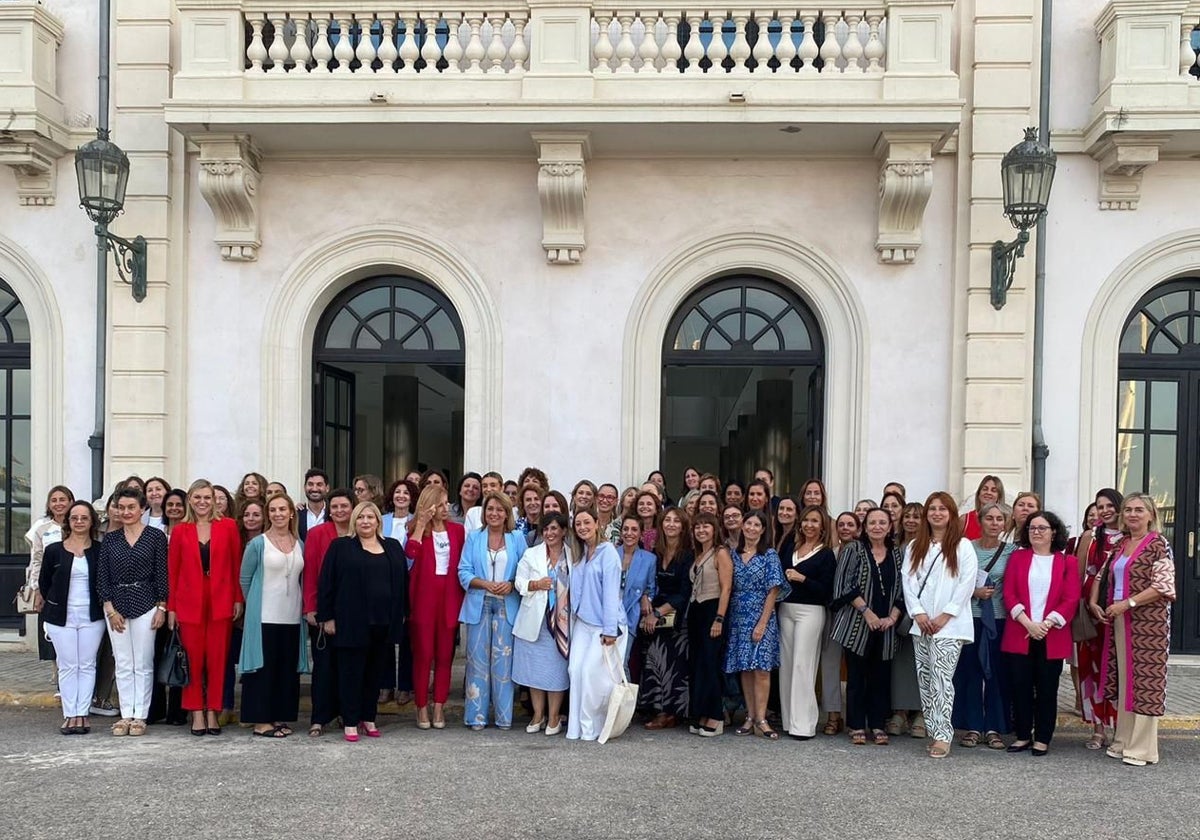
[317,276,463,360]
[667,278,820,357]
[1120,280,1200,357]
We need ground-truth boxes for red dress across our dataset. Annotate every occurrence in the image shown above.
[962,510,982,541]
[1078,530,1119,727]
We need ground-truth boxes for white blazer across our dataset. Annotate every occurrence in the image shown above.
[902,539,978,643]
[513,541,573,643]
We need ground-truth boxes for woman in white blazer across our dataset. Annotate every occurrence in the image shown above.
[902,491,978,759]
[512,512,573,735]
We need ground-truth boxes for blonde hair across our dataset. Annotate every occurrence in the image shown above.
[264,492,299,539]
[1121,493,1160,532]
[408,484,448,536]
[478,491,516,532]
[184,479,223,523]
[350,500,383,540]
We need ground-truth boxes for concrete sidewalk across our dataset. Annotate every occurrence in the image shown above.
[2,646,1197,729]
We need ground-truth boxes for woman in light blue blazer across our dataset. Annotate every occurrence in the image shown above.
[617,513,656,669]
[458,491,525,730]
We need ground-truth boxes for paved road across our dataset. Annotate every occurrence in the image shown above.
[2,707,1197,840]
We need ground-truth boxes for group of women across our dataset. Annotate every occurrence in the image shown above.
[26,466,1176,763]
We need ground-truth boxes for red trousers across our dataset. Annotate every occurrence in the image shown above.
[410,574,456,707]
[177,576,233,712]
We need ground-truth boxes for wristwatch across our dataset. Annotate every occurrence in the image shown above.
[856,603,868,614]
[1127,598,1138,609]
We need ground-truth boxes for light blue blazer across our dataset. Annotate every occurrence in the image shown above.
[457,529,525,624]
[621,547,658,631]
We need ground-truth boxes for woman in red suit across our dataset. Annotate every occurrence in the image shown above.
[405,484,465,730]
[168,479,243,735]
[1000,510,1079,756]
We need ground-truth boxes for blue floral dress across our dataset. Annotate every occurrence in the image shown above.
[724,548,785,673]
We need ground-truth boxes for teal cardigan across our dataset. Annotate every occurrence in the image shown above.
[238,534,310,675]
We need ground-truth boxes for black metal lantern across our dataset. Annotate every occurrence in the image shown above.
[991,127,1057,309]
[75,129,147,302]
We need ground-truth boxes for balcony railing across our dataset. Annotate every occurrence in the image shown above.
[239,8,890,77]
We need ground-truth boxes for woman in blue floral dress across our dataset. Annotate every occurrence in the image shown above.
[724,510,787,740]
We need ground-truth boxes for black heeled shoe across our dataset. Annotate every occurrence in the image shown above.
[1031,744,1048,756]
[1006,741,1031,753]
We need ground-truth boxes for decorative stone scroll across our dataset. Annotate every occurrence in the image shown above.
[197,135,262,261]
[533,132,589,265]
[874,132,940,265]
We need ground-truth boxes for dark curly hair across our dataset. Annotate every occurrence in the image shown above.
[1018,509,1069,553]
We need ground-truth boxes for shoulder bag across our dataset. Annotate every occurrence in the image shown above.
[14,569,38,614]
[896,550,941,636]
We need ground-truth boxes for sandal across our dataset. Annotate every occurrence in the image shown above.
[308,724,324,737]
[885,712,906,736]
[959,730,980,748]
[128,719,147,737]
[822,715,844,736]
[872,729,889,746]
[850,729,867,746]
[254,727,288,738]
[111,718,131,736]
[734,720,755,736]
[754,720,780,741]
[274,724,294,736]
[909,714,927,739]
[60,719,73,736]
[929,741,950,759]
[1086,732,1108,750]
[985,731,1005,749]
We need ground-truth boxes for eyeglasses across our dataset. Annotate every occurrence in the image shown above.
[597,493,617,501]
[723,512,742,520]
[1027,525,1051,532]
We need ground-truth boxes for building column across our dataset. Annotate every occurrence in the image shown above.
[382,375,419,483]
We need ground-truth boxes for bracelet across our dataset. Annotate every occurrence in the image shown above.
[714,615,724,624]
[155,605,166,613]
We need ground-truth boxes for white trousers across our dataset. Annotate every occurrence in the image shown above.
[914,634,964,743]
[778,603,826,737]
[567,619,628,741]
[108,609,156,720]
[45,609,106,718]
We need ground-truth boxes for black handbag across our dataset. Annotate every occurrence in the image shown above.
[156,627,190,688]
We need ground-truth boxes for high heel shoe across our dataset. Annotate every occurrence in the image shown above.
[416,707,432,730]
[1007,741,1031,753]
[432,704,446,730]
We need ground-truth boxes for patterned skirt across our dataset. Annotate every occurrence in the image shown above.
[638,625,690,717]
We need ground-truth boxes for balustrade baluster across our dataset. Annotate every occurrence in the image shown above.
[1182,22,1198,77]
[819,10,843,72]
[486,13,509,74]
[750,11,774,73]
[355,15,378,72]
[708,13,728,73]
[510,12,529,74]
[378,16,399,72]
[683,13,704,74]
[247,16,268,72]
[421,14,443,72]
[594,13,615,73]
[661,14,683,74]
[464,14,486,73]
[776,12,797,73]
[638,13,662,73]
[267,15,288,73]
[444,14,465,73]
[863,9,884,73]
[843,10,863,73]
[290,13,312,72]
[614,14,636,73]
[797,11,818,73]
[398,14,419,73]
[729,13,751,74]
[333,15,354,73]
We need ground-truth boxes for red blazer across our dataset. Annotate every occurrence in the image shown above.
[405,522,466,632]
[302,521,339,615]
[167,518,243,623]
[1000,548,1080,659]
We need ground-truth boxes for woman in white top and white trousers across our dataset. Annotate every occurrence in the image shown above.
[902,492,978,759]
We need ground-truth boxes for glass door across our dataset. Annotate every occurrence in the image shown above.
[314,363,355,489]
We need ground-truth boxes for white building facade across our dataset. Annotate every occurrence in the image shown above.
[1,0,1198,651]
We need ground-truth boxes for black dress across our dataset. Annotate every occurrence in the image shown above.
[638,551,693,718]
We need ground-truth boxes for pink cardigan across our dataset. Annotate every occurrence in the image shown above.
[999,548,1080,659]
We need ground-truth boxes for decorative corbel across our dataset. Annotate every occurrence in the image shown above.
[197,135,262,261]
[533,132,590,265]
[0,138,61,206]
[1090,135,1166,211]
[873,132,939,265]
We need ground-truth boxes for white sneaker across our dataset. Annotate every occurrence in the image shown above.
[90,700,119,717]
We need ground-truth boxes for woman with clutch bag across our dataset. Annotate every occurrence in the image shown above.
[724,510,786,740]
[39,501,104,734]
[639,508,693,730]
[1001,511,1079,756]
[512,512,573,735]
[566,508,626,742]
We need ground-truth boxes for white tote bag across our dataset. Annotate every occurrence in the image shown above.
[598,643,637,744]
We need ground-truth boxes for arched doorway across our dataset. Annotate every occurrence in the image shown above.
[312,274,465,488]
[1117,277,1200,652]
[0,279,31,628]
[661,275,824,494]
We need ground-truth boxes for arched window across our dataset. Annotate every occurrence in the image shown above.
[312,275,465,487]
[0,279,31,628]
[661,276,824,493]
[1116,277,1200,652]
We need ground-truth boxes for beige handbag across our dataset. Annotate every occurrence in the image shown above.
[14,571,38,614]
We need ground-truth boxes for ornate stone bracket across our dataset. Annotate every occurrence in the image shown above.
[1090,135,1167,211]
[533,132,590,265]
[0,136,63,206]
[197,135,262,261]
[874,132,939,265]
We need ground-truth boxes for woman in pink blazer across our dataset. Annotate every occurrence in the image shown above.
[1001,511,1080,756]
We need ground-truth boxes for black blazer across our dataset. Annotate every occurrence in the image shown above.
[779,545,837,607]
[316,536,408,648]
[297,503,327,540]
[38,542,104,626]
